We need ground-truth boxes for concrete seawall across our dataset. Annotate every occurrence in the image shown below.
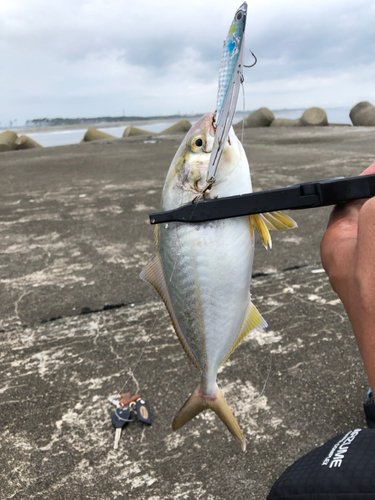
[0,126,374,498]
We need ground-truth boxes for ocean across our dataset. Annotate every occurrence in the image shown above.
[24,121,180,148]
[16,108,352,148]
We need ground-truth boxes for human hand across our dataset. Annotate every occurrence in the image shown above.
[321,163,375,391]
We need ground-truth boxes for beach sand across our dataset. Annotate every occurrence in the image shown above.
[0,125,374,499]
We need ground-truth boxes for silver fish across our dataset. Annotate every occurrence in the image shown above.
[140,114,296,449]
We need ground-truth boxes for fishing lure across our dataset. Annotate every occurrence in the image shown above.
[206,2,249,186]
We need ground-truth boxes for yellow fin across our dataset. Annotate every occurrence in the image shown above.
[249,211,297,249]
[154,224,160,247]
[249,214,254,237]
[249,214,272,249]
[261,211,298,231]
[172,383,246,451]
[140,254,199,370]
[222,302,267,365]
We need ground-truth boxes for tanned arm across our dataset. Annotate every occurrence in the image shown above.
[321,163,375,391]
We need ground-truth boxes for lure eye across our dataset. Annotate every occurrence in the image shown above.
[236,11,243,21]
[190,135,206,152]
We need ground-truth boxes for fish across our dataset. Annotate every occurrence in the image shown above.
[140,114,297,450]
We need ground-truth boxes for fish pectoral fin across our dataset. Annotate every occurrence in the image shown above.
[139,254,200,370]
[222,302,267,365]
[153,224,160,248]
[249,211,297,250]
[261,211,298,231]
[249,214,271,249]
[172,383,245,451]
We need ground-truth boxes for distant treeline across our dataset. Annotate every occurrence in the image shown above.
[26,114,201,127]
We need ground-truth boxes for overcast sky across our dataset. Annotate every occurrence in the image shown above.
[1,0,375,125]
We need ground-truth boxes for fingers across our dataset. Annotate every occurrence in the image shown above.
[320,162,375,279]
[321,200,361,266]
[320,227,356,284]
[360,162,375,176]
[326,200,363,232]
[356,197,375,273]
[325,162,375,231]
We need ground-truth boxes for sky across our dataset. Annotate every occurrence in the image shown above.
[1,0,375,126]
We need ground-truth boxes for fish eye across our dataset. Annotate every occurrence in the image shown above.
[236,11,243,21]
[190,135,206,152]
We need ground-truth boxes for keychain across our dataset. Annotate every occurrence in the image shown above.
[108,392,152,449]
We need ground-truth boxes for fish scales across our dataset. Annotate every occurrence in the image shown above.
[159,216,253,391]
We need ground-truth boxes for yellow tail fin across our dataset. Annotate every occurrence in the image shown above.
[172,384,245,451]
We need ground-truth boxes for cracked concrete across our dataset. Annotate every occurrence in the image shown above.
[0,126,374,499]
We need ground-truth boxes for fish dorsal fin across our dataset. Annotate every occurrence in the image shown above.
[140,254,200,370]
[249,211,297,250]
[221,302,267,365]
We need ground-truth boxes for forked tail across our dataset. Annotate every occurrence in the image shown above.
[172,383,246,451]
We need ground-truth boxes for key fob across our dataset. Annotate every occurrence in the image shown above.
[136,400,152,425]
[111,408,131,428]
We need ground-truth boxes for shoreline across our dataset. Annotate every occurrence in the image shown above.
[1,107,353,136]
[3,116,201,135]
[0,110,352,149]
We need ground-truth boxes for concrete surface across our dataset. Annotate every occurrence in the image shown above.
[1,125,375,499]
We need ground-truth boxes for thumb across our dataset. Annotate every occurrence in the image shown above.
[359,162,375,177]
[324,162,375,236]
[321,162,375,275]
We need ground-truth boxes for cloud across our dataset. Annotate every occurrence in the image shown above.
[0,0,374,124]
[235,0,374,84]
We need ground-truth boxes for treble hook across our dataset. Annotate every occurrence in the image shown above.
[244,50,257,68]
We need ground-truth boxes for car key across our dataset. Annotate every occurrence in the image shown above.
[111,407,131,449]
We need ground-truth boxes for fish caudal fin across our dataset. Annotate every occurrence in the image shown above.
[172,384,246,451]
[249,211,298,250]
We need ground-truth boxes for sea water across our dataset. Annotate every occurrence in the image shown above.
[25,122,183,148]
[18,108,352,148]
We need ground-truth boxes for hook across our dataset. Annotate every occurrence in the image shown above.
[202,181,214,195]
[212,110,217,130]
[244,50,257,68]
